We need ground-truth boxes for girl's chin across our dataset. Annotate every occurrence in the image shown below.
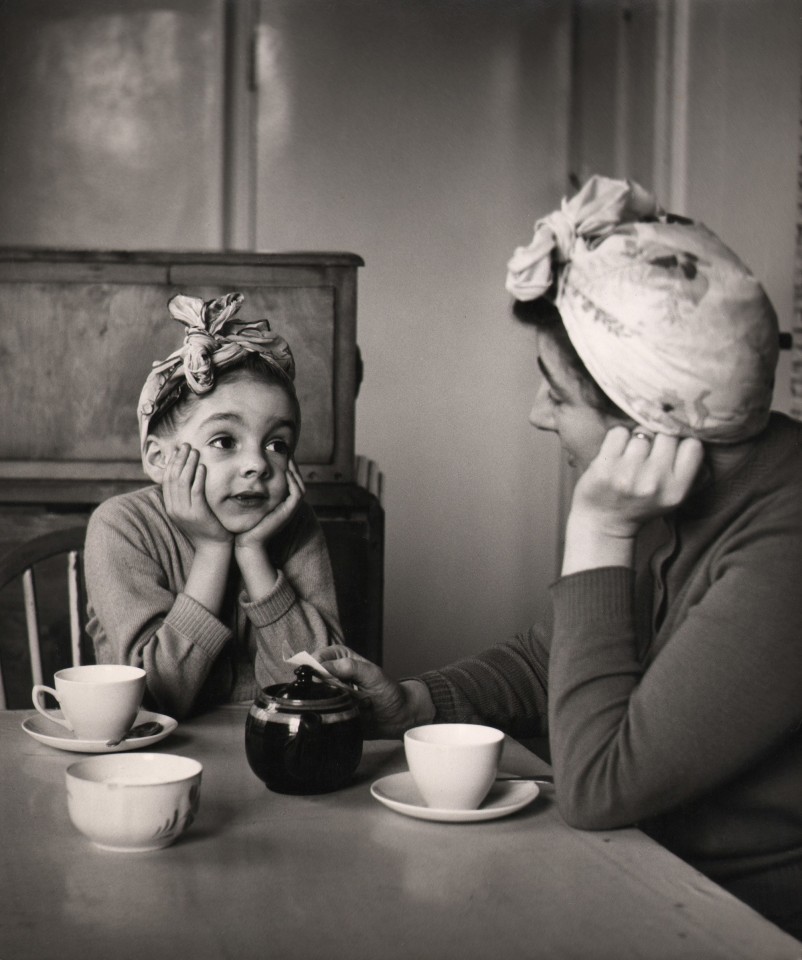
[217,506,273,534]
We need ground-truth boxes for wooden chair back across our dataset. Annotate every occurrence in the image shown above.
[0,526,89,709]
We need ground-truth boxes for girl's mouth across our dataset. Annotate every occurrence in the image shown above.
[229,493,268,508]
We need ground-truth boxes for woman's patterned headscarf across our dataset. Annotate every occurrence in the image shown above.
[505,175,779,442]
[138,292,296,456]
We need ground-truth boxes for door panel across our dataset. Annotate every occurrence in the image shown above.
[0,0,226,249]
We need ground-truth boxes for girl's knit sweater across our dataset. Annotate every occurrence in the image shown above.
[85,487,342,718]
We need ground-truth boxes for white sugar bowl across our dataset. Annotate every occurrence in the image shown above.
[66,753,202,852]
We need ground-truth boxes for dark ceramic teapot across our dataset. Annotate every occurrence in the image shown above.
[245,665,363,794]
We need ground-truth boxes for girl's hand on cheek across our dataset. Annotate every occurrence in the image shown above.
[234,459,306,552]
[570,426,704,540]
[162,443,232,547]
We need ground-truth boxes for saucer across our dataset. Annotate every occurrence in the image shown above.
[370,772,539,823]
[21,709,177,754]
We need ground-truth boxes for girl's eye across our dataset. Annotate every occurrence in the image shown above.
[266,439,290,455]
[548,392,563,407]
[210,435,236,450]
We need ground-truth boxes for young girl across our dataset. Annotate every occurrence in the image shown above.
[320,175,802,938]
[85,292,343,718]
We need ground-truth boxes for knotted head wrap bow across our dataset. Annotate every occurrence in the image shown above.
[138,292,296,457]
[506,175,779,442]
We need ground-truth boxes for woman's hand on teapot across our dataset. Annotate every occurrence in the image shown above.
[317,646,435,738]
[563,426,704,574]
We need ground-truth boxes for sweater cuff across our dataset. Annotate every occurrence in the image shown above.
[240,570,296,626]
[550,566,634,633]
[399,678,437,725]
[167,592,231,660]
[415,670,460,722]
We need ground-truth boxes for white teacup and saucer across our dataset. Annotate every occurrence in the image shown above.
[23,664,176,753]
[371,723,541,823]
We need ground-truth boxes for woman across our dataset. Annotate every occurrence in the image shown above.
[321,175,802,937]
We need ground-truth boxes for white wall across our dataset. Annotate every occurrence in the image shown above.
[251,0,573,674]
[683,0,801,414]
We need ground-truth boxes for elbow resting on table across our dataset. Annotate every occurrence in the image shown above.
[146,696,191,723]
[143,682,197,723]
[554,778,640,832]
[557,797,623,832]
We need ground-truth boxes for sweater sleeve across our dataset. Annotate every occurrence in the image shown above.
[548,502,802,831]
[84,499,232,719]
[240,502,344,687]
[417,624,550,740]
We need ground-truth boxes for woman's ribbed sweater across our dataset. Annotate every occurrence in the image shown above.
[420,413,802,892]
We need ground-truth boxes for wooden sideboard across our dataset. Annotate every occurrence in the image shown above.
[0,249,382,705]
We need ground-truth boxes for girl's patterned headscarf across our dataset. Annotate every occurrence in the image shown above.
[138,292,296,456]
[506,175,779,442]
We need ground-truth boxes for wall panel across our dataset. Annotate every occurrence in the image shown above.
[252,0,573,674]
[0,0,226,249]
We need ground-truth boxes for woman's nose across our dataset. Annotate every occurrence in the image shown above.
[529,383,556,432]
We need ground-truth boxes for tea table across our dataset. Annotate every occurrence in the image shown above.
[2,705,800,960]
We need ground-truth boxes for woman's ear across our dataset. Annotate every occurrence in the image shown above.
[143,437,170,483]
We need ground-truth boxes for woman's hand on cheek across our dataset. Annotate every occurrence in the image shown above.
[162,443,232,547]
[562,427,704,575]
[570,426,705,540]
[234,460,305,552]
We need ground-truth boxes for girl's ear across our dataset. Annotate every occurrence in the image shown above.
[143,437,170,483]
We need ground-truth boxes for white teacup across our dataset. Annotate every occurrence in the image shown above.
[32,664,146,742]
[404,723,504,810]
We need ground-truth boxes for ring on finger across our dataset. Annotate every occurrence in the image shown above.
[631,430,653,443]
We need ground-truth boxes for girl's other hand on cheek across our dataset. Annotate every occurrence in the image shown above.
[234,459,305,551]
[162,443,232,547]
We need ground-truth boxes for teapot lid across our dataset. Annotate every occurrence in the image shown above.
[262,665,353,708]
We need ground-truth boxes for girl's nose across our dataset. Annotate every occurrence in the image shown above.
[529,382,556,432]
[240,447,272,477]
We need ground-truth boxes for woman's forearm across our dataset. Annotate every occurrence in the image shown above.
[561,509,635,575]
